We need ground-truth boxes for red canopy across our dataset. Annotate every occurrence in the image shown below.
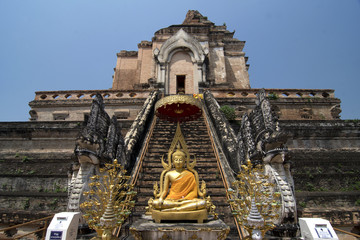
[155,95,202,122]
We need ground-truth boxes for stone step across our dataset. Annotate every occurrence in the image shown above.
[141,165,219,171]
[138,173,221,181]
[147,146,213,153]
[144,153,217,159]
[142,158,218,163]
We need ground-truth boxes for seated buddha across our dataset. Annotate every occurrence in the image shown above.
[148,143,214,223]
[152,146,206,212]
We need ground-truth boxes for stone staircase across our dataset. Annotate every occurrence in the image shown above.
[131,116,240,239]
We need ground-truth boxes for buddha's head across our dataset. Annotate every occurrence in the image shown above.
[172,144,186,170]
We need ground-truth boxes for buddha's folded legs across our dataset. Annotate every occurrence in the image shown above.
[161,199,206,212]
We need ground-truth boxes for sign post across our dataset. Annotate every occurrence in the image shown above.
[45,212,80,240]
[299,218,339,240]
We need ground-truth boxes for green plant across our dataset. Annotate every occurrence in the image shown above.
[50,198,59,210]
[305,170,314,179]
[355,199,360,206]
[299,202,307,208]
[344,119,360,123]
[21,156,29,162]
[53,183,67,193]
[349,181,360,191]
[306,183,315,191]
[15,153,20,158]
[23,198,30,210]
[28,170,36,174]
[15,169,24,174]
[220,105,236,121]
[267,93,279,100]
[317,187,328,192]
[316,167,323,174]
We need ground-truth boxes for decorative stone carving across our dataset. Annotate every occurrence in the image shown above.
[204,89,298,237]
[68,90,159,212]
[203,90,239,172]
[67,94,127,212]
[124,90,159,170]
[156,29,206,64]
[154,29,207,94]
[331,104,341,119]
[300,107,313,119]
[29,109,38,121]
[237,89,297,236]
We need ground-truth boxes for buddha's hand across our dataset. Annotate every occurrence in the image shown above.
[158,197,164,206]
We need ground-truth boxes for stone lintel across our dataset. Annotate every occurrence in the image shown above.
[117,50,138,57]
[224,51,245,57]
[138,41,152,48]
[209,42,225,48]
[130,215,230,240]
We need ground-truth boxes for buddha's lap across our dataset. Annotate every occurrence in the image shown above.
[153,198,206,209]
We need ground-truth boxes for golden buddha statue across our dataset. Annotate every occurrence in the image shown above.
[147,123,216,223]
[152,145,206,212]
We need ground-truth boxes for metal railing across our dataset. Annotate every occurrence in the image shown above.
[333,227,360,238]
[0,215,53,240]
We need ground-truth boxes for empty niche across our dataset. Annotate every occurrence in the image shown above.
[29,110,38,121]
[300,108,313,119]
[53,111,69,121]
[322,92,330,98]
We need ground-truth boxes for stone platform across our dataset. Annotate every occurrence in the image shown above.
[130,215,230,240]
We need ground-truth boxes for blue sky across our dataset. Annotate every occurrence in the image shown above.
[0,0,359,121]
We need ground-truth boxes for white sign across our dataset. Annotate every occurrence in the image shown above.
[45,212,80,240]
[299,218,338,240]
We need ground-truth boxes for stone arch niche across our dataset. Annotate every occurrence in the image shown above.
[154,29,208,95]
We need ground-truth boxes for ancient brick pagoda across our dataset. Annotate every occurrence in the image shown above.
[29,10,340,122]
[0,10,359,239]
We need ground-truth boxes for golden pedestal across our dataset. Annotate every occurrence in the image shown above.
[152,208,208,223]
[130,215,230,240]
